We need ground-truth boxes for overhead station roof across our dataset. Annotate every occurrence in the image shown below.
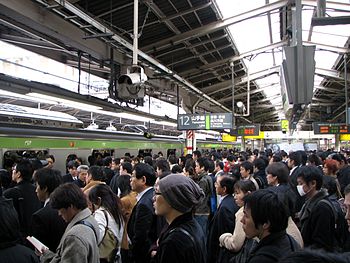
[0,0,349,132]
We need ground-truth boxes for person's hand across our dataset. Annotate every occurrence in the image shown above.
[35,247,48,256]
[150,250,157,258]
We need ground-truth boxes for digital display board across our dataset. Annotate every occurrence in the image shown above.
[313,123,350,134]
[230,124,261,136]
[177,113,232,130]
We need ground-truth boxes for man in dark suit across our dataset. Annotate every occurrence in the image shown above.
[207,176,239,263]
[62,160,79,183]
[127,163,157,263]
[31,168,67,251]
[3,159,41,237]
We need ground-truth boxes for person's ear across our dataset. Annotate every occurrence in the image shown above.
[262,221,270,230]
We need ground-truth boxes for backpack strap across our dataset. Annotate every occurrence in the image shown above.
[75,219,98,242]
[169,227,195,245]
[318,199,338,228]
[100,209,109,245]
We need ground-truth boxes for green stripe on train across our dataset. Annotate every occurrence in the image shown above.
[0,137,183,149]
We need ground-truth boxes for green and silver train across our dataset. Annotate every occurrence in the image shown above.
[0,123,234,174]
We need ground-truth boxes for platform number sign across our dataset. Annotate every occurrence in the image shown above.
[177,113,232,130]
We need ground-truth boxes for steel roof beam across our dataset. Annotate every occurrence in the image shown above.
[203,66,280,94]
[181,40,287,76]
[305,41,350,54]
[315,67,350,81]
[41,0,230,112]
[142,0,289,52]
[302,0,350,12]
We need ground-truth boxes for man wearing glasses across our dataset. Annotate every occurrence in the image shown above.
[127,163,157,263]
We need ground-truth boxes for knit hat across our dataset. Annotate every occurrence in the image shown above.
[158,174,205,213]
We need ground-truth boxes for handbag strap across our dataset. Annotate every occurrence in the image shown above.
[100,209,110,245]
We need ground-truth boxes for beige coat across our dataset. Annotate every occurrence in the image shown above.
[40,208,100,263]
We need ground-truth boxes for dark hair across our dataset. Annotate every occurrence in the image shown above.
[0,199,21,243]
[227,155,236,162]
[297,166,323,190]
[266,162,289,184]
[103,156,112,166]
[193,150,201,158]
[134,163,156,186]
[121,162,132,174]
[88,165,105,181]
[234,180,256,193]
[279,249,349,263]
[215,160,224,170]
[331,153,347,164]
[322,175,338,196]
[113,158,121,165]
[156,159,170,173]
[280,150,288,158]
[168,155,177,165]
[345,184,350,196]
[297,150,307,166]
[208,159,215,173]
[184,159,195,176]
[34,168,62,195]
[50,183,87,210]
[117,174,131,198]
[29,158,43,171]
[244,189,289,233]
[67,160,79,169]
[196,157,210,172]
[289,152,302,167]
[171,164,183,174]
[14,159,33,182]
[144,156,153,166]
[253,158,267,171]
[0,169,11,190]
[240,161,253,174]
[88,184,123,228]
[271,154,282,163]
[219,176,236,195]
[308,153,322,166]
[46,154,55,163]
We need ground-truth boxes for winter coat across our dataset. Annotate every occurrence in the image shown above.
[156,212,206,263]
[40,208,100,263]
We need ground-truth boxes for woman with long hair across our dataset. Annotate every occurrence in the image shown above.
[88,184,124,263]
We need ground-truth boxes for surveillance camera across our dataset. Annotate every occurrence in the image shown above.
[118,65,148,85]
[118,73,143,85]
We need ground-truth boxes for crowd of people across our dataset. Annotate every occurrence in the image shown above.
[1,148,350,263]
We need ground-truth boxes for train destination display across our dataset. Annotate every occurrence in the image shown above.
[230,124,261,136]
[177,113,232,130]
[313,123,350,134]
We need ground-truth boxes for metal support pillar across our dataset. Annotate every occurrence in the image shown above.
[345,54,348,124]
[230,61,235,128]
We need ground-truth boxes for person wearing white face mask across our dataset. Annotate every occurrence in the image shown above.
[297,166,340,252]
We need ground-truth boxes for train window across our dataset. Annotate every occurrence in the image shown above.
[3,150,49,170]
[167,149,176,158]
[139,149,152,157]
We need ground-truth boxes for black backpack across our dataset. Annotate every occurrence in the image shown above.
[318,197,348,251]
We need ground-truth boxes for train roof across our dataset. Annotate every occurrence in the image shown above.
[0,103,83,127]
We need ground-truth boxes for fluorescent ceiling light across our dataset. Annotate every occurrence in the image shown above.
[27,92,102,111]
[115,112,154,122]
[152,120,177,127]
[0,90,58,104]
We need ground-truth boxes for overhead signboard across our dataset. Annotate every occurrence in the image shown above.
[281,119,289,133]
[230,124,261,136]
[313,123,350,134]
[177,113,232,130]
[222,134,237,142]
